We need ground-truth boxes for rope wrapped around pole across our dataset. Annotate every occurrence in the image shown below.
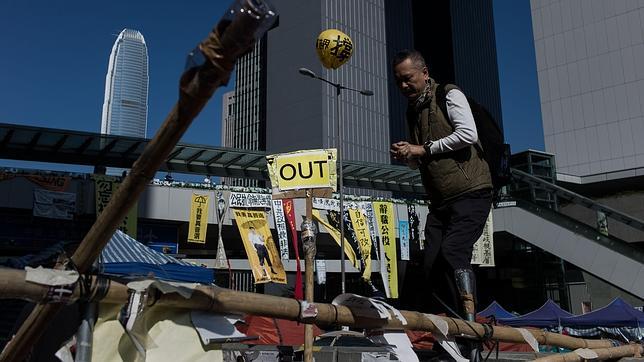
[0,2,276,360]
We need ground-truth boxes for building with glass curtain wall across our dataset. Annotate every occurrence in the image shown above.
[100,29,149,139]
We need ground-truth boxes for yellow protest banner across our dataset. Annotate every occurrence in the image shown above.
[348,208,372,281]
[93,175,137,238]
[312,210,359,269]
[266,149,337,198]
[373,202,398,298]
[188,193,210,244]
[233,209,287,284]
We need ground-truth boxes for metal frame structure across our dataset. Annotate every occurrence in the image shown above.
[0,123,425,195]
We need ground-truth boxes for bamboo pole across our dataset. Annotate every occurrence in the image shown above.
[0,269,616,353]
[533,344,643,362]
[0,3,273,360]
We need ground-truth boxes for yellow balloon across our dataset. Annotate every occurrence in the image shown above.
[315,29,353,69]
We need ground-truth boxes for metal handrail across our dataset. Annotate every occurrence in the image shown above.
[510,168,644,233]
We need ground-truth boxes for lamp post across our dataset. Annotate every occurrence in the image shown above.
[298,67,373,294]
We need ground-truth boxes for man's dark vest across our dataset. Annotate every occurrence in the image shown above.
[406,80,492,204]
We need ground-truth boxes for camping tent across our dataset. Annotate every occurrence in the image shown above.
[561,298,644,328]
[101,230,213,284]
[560,298,644,341]
[477,301,515,319]
[497,299,573,328]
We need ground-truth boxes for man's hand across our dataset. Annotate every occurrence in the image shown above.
[390,141,425,169]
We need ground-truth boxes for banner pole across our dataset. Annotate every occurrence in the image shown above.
[304,190,314,362]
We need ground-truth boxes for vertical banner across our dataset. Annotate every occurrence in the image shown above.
[399,220,410,261]
[94,175,137,238]
[188,193,210,244]
[348,208,372,281]
[315,259,327,285]
[374,202,398,299]
[359,201,379,257]
[272,199,290,260]
[283,199,303,299]
[233,209,286,284]
[407,204,421,250]
[471,210,495,267]
[215,191,229,269]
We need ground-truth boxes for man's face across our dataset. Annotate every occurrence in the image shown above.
[394,58,428,101]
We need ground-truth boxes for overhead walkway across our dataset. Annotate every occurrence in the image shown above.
[1,123,643,296]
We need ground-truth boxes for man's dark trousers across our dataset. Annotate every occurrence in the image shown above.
[423,188,492,316]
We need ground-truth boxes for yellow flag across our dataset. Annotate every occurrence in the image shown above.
[93,175,137,238]
[233,209,287,284]
[188,193,209,244]
[348,208,372,281]
[312,209,359,269]
[373,202,398,298]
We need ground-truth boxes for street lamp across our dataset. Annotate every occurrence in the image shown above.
[298,67,373,294]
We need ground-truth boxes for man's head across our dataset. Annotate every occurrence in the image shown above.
[392,50,429,101]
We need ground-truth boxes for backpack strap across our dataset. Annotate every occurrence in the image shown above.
[434,83,460,130]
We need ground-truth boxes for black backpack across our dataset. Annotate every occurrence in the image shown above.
[435,84,511,194]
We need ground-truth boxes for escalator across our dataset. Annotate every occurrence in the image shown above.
[493,168,644,299]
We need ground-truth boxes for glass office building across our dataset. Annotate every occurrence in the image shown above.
[100,29,149,139]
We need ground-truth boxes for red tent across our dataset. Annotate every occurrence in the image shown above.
[237,315,323,346]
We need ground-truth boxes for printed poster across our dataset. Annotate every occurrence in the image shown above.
[233,209,286,284]
[33,189,76,220]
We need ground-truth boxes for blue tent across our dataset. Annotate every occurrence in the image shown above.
[101,230,213,284]
[478,301,515,319]
[498,299,573,328]
[561,298,644,328]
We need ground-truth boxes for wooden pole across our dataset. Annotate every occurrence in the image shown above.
[0,269,615,352]
[0,5,270,361]
[303,191,314,362]
[533,344,643,362]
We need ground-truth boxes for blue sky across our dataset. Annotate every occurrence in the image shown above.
[0,0,543,174]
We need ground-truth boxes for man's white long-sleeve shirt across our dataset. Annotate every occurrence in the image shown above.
[427,89,478,155]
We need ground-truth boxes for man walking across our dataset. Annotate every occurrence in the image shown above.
[391,49,492,359]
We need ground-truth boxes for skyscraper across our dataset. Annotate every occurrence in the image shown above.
[532,0,644,179]
[411,0,504,130]
[220,39,266,187]
[100,29,149,139]
[266,0,393,168]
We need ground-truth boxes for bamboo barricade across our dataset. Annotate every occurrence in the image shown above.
[533,344,643,362]
[0,2,276,361]
[1,268,624,355]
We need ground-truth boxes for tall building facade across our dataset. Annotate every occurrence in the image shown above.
[531,0,644,178]
[411,0,504,130]
[265,0,394,169]
[101,29,149,139]
[220,39,267,187]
